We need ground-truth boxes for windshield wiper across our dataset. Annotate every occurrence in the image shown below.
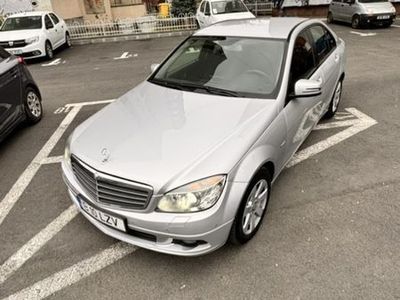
[149,79,242,97]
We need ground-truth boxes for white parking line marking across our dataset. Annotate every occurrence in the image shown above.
[114,52,133,60]
[41,156,64,165]
[391,24,400,28]
[41,58,62,67]
[0,205,78,285]
[287,108,377,168]
[65,99,116,107]
[0,106,81,228]
[313,119,355,130]
[350,31,377,37]
[4,243,136,300]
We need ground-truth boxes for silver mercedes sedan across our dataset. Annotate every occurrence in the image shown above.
[62,18,346,256]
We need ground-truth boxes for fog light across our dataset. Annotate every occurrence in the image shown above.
[33,50,41,56]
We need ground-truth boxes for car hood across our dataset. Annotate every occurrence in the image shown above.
[212,12,255,22]
[70,82,277,194]
[361,2,394,13]
[0,29,42,41]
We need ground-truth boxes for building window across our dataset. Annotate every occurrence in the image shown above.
[110,0,143,6]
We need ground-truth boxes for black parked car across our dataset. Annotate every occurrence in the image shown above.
[0,46,42,143]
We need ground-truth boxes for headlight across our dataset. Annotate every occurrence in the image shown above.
[64,136,72,167]
[25,36,39,44]
[157,175,226,213]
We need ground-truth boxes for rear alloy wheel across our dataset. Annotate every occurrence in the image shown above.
[65,32,72,48]
[327,12,334,24]
[325,79,342,119]
[229,169,271,245]
[24,87,43,124]
[351,15,361,29]
[45,41,53,59]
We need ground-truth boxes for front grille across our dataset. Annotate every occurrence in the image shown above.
[0,40,27,49]
[71,156,153,210]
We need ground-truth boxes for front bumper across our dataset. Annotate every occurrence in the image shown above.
[360,13,396,24]
[2,41,45,59]
[62,161,246,256]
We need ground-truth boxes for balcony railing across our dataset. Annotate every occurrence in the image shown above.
[110,0,143,7]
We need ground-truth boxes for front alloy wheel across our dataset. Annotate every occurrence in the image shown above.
[24,87,43,124]
[230,169,271,245]
[352,15,360,29]
[325,79,342,119]
[45,41,53,59]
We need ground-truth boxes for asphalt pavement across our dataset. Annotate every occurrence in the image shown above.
[0,19,399,299]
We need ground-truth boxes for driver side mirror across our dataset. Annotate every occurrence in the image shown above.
[150,63,160,73]
[294,79,322,98]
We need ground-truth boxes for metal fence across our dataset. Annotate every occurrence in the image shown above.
[67,15,197,40]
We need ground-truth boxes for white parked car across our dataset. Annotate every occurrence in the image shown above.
[196,0,255,28]
[0,11,71,60]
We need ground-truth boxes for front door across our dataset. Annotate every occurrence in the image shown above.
[44,15,58,48]
[282,28,326,164]
[0,49,22,136]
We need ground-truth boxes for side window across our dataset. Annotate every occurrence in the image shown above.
[200,1,206,12]
[44,15,54,29]
[289,29,316,92]
[49,13,60,24]
[309,25,336,64]
[205,2,211,15]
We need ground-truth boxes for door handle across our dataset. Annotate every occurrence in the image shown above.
[334,54,340,62]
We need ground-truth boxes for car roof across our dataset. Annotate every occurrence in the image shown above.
[194,17,308,39]
[7,11,51,18]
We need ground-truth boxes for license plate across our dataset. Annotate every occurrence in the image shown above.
[9,49,23,55]
[377,15,390,19]
[80,199,126,232]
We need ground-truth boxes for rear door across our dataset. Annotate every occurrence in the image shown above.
[197,1,206,27]
[330,0,344,20]
[341,0,357,23]
[282,28,326,164]
[0,48,22,136]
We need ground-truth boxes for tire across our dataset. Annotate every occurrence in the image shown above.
[229,168,272,245]
[45,41,53,60]
[65,32,72,48]
[351,15,361,29]
[327,12,334,24]
[24,87,43,124]
[383,20,392,28]
[324,79,343,119]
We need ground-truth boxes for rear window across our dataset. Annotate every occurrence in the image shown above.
[0,16,42,31]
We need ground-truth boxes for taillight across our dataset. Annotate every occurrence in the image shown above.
[17,56,25,64]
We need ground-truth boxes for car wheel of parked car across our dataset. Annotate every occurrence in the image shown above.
[383,21,393,28]
[351,15,361,29]
[229,168,271,245]
[327,12,334,24]
[65,32,72,48]
[325,79,342,119]
[24,87,43,124]
[45,41,53,59]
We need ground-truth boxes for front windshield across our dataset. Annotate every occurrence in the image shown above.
[0,16,42,31]
[358,0,387,2]
[150,37,285,99]
[211,0,249,14]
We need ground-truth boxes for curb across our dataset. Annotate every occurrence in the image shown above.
[71,30,195,45]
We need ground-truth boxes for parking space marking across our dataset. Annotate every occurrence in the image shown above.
[42,156,64,165]
[287,108,377,168]
[5,243,137,300]
[41,58,63,67]
[54,99,115,114]
[391,24,400,28]
[350,31,377,37]
[114,52,136,60]
[0,205,78,285]
[0,106,81,228]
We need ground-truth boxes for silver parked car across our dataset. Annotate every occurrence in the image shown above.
[62,18,346,256]
[327,0,397,28]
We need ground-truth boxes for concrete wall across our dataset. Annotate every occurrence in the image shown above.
[52,0,84,19]
[111,4,146,19]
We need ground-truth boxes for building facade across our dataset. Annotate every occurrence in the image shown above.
[35,0,147,23]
